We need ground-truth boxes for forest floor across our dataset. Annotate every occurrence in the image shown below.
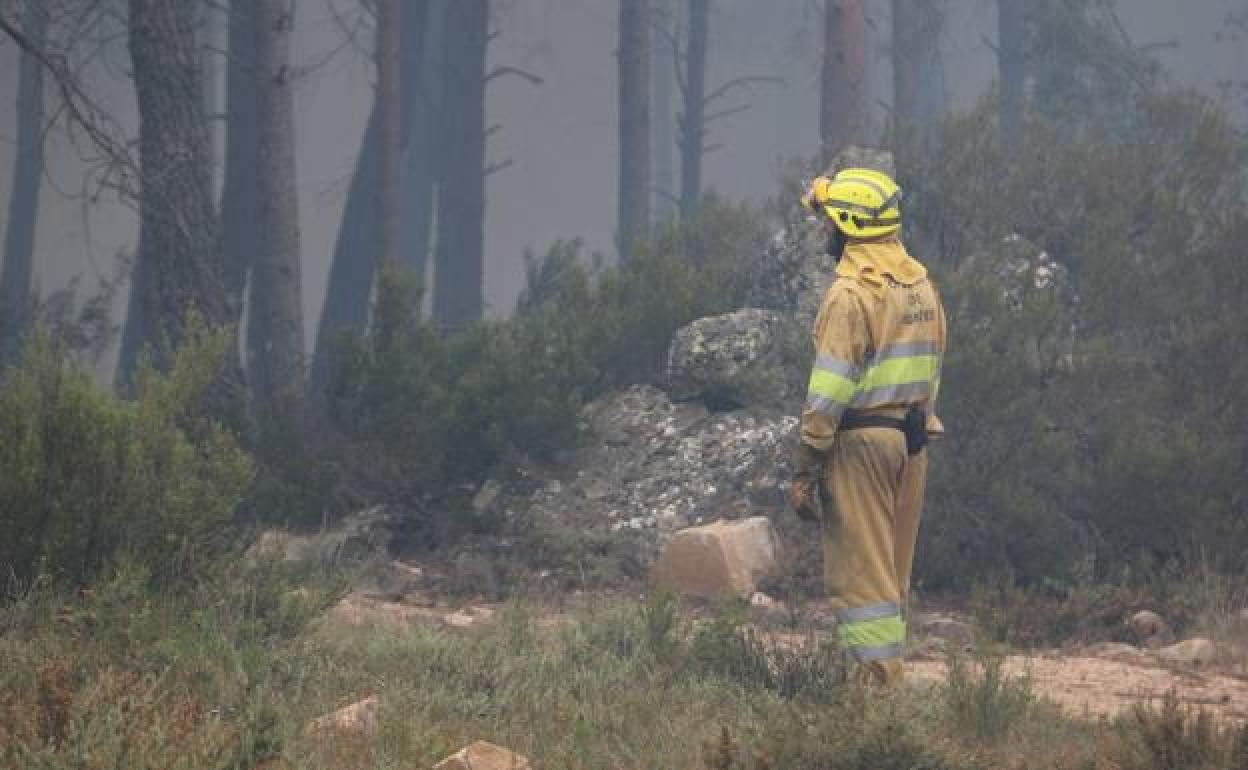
[327,589,1248,724]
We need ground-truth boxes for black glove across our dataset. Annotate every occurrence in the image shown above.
[789,442,826,522]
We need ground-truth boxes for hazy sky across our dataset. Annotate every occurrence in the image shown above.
[0,0,1244,373]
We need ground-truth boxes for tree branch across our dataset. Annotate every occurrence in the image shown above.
[0,12,138,198]
[485,65,543,86]
[484,158,514,177]
[702,75,784,106]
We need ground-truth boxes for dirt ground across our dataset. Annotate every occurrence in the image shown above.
[908,654,1248,722]
[321,592,1248,724]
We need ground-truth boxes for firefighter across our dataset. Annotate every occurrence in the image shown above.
[789,168,946,685]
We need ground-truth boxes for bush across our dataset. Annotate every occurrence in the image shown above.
[901,86,1248,589]
[1100,693,1248,770]
[0,319,253,590]
[325,197,766,521]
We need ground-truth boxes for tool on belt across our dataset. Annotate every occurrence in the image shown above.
[839,405,929,455]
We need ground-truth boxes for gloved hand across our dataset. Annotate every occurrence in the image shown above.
[788,477,820,522]
[789,442,826,523]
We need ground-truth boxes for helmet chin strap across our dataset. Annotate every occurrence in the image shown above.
[827,228,848,261]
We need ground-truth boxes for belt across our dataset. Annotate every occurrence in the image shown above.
[840,406,928,456]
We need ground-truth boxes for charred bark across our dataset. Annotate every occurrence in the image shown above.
[618,0,651,257]
[652,0,676,222]
[892,0,945,141]
[123,0,231,371]
[311,2,440,395]
[250,0,305,408]
[0,0,47,366]
[401,0,439,282]
[433,0,488,327]
[820,0,866,159]
[679,0,707,216]
[222,0,258,315]
[378,0,401,268]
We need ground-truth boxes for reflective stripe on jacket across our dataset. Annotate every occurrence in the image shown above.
[801,240,946,452]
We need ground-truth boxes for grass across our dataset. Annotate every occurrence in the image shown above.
[3,562,1247,769]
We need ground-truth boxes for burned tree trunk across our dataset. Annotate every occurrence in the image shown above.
[124,0,230,372]
[433,0,488,327]
[652,0,676,222]
[618,0,651,257]
[820,0,866,158]
[401,0,440,282]
[250,0,304,408]
[378,0,401,268]
[311,1,440,396]
[0,0,48,365]
[221,0,258,316]
[679,0,707,216]
[998,0,1025,154]
[891,0,945,141]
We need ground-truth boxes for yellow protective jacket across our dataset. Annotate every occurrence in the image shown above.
[801,237,946,451]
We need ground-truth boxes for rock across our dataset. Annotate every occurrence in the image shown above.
[322,595,426,630]
[915,614,977,646]
[750,591,788,621]
[353,558,426,601]
[473,480,503,514]
[1085,642,1153,666]
[433,741,531,770]
[304,695,381,738]
[1238,608,1248,625]
[666,309,804,410]
[443,606,497,629]
[650,517,779,600]
[1129,610,1175,649]
[246,506,398,567]
[1157,638,1217,667]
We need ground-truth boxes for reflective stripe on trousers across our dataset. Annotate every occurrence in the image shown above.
[836,601,905,663]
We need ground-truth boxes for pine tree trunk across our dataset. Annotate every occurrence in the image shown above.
[125,0,230,369]
[400,0,439,283]
[378,0,401,268]
[250,0,304,409]
[0,0,47,366]
[652,0,676,222]
[310,103,381,395]
[310,3,440,398]
[221,0,258,314]
[892,0,945,142]
[679,0,707,216]
[618,0,651,258]
[820,0,866,159]
[433,0,488,328]
[998,0,1025,154]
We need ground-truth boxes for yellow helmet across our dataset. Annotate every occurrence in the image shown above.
[801,168,902,239]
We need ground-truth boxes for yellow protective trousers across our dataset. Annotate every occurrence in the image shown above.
[820,423,927,685]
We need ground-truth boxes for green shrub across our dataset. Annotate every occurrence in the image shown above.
[942,649,1036,742]
[902,87,1248,589]
[1101,693,1248,770]
[0,319,253,589]
[325,197,765,522]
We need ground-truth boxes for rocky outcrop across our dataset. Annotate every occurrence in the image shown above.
[650,517,779,600]
[519,385,796,566]
[666,308,805,410]
[434,741,531,770]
